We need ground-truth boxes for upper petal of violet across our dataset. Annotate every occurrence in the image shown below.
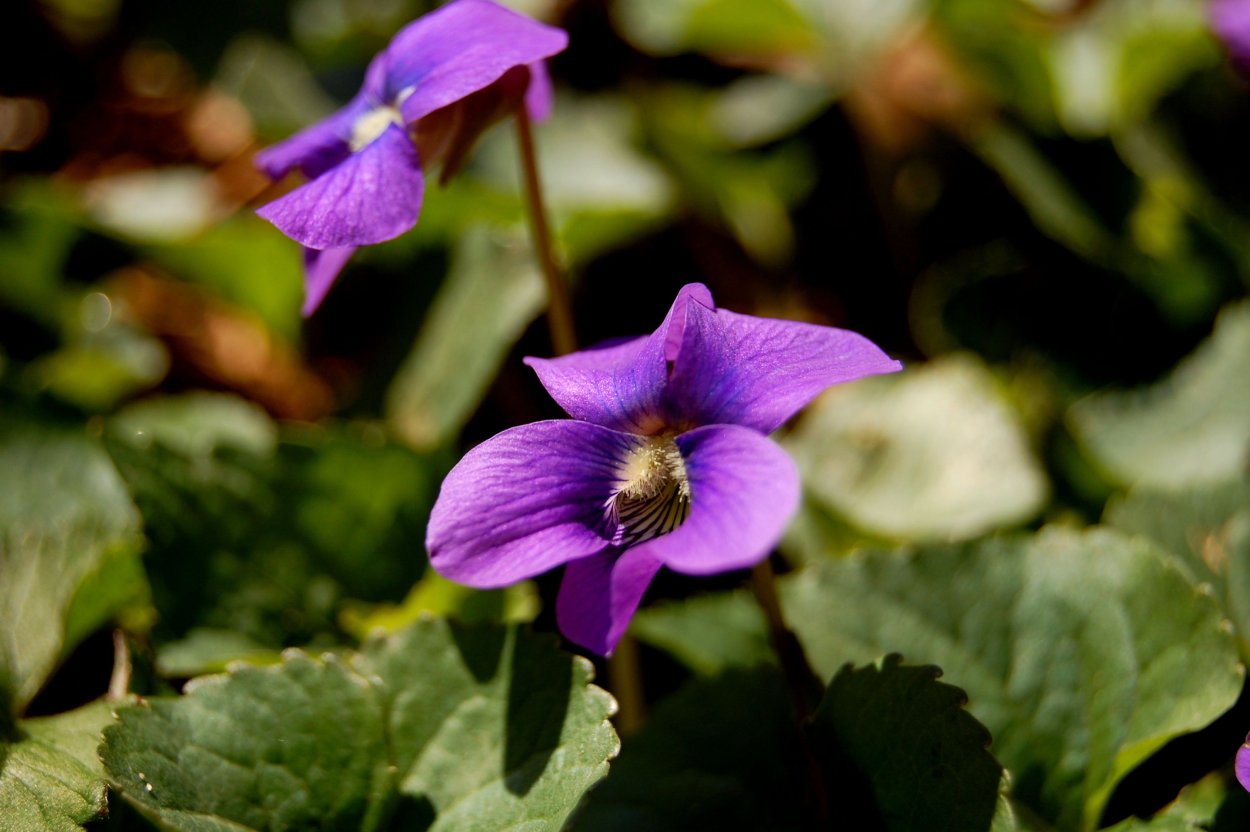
[633,423,800,576]
[667,297,902,434]
[427,419,639,588]
[524,283,714,433]
[388,0,568,124]
[257,122,425,249]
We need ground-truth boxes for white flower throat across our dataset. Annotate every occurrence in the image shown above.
[610,436,691,546]
[349,86,416,152]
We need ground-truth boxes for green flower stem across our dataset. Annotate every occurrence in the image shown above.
[515,104,577,357]
[750,558,829,822]
[517,105,645,730]
[608,633,646,737]
[108,629,131,700]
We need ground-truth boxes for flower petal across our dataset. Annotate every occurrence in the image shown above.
[256,122,424,249]
[525,61,554,122]
[427,420,642,588]
[668,299,902,434]
[524,283,713,433]
[302,246,356,316]
[390,0,568,124]
[1238,736,1250,793]
[637,424,799,575]
[254,53,389,181]
[556,548,663,656]
[1214,0,1250,71]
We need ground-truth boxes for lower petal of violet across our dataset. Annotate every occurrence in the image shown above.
[633,423,800,576]
[427,419,642,588]
[301,246,356,317]
[257,122,425,250]
[556,547,663,656]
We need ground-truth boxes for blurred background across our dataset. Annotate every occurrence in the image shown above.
[3,1,1250,817]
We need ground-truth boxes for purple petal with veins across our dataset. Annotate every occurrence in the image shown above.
[556,548,664,656]
[390,0,568,124]
[428,420,641,588]
[257,122,424,249]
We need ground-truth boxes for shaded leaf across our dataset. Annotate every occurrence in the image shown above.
[0,418,143,713]
[782,527,1243,829]
[576,657,1003,831]
[141,214,305,341]
[810,655,1002,832]
[631,589,773,675]
[386,225,545,450]
[1069,300,1250,489]
[106,395,439,650]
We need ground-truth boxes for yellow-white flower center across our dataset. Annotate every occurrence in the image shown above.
[350,105,403,152]
[349,87,416,152]
[610,436,691,546]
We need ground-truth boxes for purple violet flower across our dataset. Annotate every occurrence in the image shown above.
[1213,0,1250,72]
[426,283,902,655]
[254,0,567,315]
[1238,735,1250,792]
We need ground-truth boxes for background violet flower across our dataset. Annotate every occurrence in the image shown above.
[253,0,567,314]
[1213,0,1250,71]
[427,283,903,655]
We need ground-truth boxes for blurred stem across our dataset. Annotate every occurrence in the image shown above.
[108,629,131,701]
[609,633,646,737]
[515,105,576,357]
[751,558,828,822]
[750,559,821,719]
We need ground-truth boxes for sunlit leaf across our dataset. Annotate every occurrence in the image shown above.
[786,354,1048,542]
[0,700,116,832]
[104,622,618,831]
[1105,480,1250,657]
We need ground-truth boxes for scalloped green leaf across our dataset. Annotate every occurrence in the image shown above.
[0,700,116,832]
[103,651,392,831]
[785,354,1048,542]
[575,656,1002,831]
[810,655,1002,831]
[1069,300,1250,489]
[0,418,143,715]
[103,621,617,831]
[358,621,618,831]
[781,527,1243,830]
